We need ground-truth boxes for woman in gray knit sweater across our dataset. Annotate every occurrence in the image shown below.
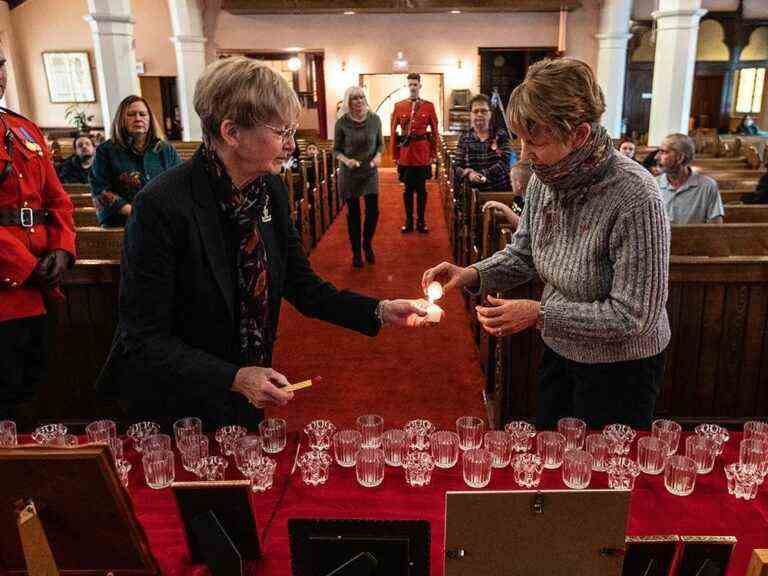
[423,58,670,430]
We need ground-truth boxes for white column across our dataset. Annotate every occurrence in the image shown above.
[84,0,141,137]
[0,2,29,114]
[595,0,633,139]
[168,0,206,142]
[647,0,707,146]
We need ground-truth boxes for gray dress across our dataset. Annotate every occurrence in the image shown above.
[333,112,384,202]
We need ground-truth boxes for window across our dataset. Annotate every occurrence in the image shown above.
[735,67,765,114]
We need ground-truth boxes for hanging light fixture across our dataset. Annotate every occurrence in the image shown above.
[288,56,302,71]
[393,51,408,72]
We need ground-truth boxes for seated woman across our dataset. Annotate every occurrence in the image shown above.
[97,57,429,428]
[737,115,760,136]
[618,138,637,161]
[741,157,768,204]
[482,163,531,230]
[455,94,513,192]
[89,95,181,227]
[424,58,669,430]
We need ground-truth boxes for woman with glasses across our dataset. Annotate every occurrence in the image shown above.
[89,95,181,227]
[98,57,431,428]
[334,86,384,268]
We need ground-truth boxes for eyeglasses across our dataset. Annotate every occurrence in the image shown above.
[256,120,298,142]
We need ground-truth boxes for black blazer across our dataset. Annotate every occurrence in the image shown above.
[99,147,380,426]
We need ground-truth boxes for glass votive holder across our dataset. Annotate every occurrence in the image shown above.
[562,449,593,490]
[142,449,175,489]
[215,425,248,456]
[744,421,768,442]
[63,434,79,447]
[739,438,768,479]
[234,435,263,479]
[196,456,229,480]
[505,421,536,453]
[606,457,641,490]
[456,416,485,451]
[685,435,718,475]
[85,419,117,445]
[32,423,68,445]
[403,451,435,487]
[430,431,460,469]
[178,434,209,473]
[333,430,362,468]
[356,448,385,488]
[173,417,202,448]
[126,421,161,452]
[297,450,332,486]
[651,419,681,456]
[357,415,384,449]
[382,429,407,467]
[462,448,493,488]
[724,463,760,500]
[404,419,435,451]
[116,459,132,489]
[108,437,124,463]
[603,424,636,455]
[141,433,172,455]
[557,418,587,451]
[251,457,277,492]
[585,433,611,472]
[0,420,18,447]
[537,431,566,470]
[695,423,729,456]
[664,455,697,496]
[484,431,512,468]
[259,418,287,454]
[304,420,336,452]
[512,453,544,488]
[637,436,669,475]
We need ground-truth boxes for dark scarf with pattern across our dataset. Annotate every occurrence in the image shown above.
[530,123,614,194]
[203,145,272,366]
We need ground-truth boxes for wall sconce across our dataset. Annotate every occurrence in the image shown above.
[341,60,348,72]
[457,58,463,69]
[393,51,408,72]
[288,56,302,71]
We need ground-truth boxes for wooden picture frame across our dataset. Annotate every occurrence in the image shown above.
[0,444,159,575]
[42,51,96,103]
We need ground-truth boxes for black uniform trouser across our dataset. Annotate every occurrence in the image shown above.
[346,194,379,255]
[536,345,666,430]
[0,314,49,425]
[400,166,429,225]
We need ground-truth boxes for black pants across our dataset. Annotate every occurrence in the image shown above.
[346,194,379,255]
[0,314,49,425]
[536,345,666,430]
[400,166,429,225]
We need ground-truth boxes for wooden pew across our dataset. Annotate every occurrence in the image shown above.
[70,193,93,208]
[724,205,768,223]
[63,183,90,196]
[480,217,768,428]
[74,207,99,228]
[75,227,124,261]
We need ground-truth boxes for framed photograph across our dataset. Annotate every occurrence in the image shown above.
[42,51,96,103]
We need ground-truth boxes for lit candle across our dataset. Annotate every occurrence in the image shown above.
[426,281,443,303]
[425,303,443,323]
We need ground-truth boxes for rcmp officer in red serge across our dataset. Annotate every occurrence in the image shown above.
[0,49,76,425]
[390,72,439,233]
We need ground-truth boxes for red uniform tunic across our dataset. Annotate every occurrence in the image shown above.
[0,109,76,323]
[390,98,439,166]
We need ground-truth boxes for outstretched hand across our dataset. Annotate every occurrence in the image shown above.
[421,262,479,295]
[380,299,438,327]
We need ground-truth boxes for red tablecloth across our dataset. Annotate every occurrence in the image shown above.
[123,432,768,575]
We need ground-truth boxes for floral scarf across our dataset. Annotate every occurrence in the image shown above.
[203,145,272,366]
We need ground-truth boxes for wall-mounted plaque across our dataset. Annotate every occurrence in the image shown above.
[42,52,96,103]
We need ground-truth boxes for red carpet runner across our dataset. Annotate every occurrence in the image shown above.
[268,169,486,432]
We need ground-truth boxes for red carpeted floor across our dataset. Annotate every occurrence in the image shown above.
[267,169,486,432]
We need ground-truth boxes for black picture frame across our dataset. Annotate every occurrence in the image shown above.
[677,536,737,576]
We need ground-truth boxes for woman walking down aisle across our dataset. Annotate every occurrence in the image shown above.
[334,87,383,268]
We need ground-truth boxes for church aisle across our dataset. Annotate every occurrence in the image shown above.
[268,168,487,431]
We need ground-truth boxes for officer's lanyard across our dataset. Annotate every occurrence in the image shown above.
[406,98,420,138]
[0,113,13,185]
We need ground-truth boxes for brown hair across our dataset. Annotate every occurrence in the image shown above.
[407,72,421,82]
[511,163,532,189]
[469,94,491,109]
[110,95,165,149]
[506,58,605,143]
[194,56,301,146]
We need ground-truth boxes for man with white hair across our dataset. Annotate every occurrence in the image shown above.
[657,133,723,224]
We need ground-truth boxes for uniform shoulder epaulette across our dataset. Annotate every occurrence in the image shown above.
[0,107,31,122]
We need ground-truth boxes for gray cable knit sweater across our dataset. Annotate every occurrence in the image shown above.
[472,150,671,364]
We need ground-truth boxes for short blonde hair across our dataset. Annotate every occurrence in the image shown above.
[339,86,368,118]
[194,56,301,145]
[663,133,695,166]
[506,58,605,143]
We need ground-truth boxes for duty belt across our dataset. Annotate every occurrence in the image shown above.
[0,207,50,228]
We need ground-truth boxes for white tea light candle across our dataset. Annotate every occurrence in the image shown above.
[426,281,443,303]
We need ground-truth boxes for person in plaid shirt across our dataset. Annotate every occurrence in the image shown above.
[455,94,513,192]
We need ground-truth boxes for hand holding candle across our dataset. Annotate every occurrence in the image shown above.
[424,281,444,324]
